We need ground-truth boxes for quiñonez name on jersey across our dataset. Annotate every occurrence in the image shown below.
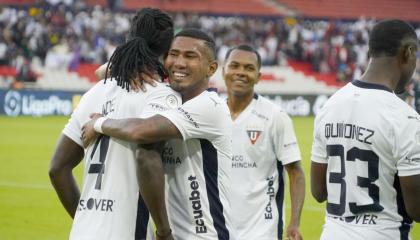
[188,175,207,234]
[325,123,374,145]
[78,197,114,212]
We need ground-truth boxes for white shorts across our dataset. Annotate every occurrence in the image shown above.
[320,217,411,240]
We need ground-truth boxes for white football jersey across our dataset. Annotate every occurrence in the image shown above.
[63,80,181,240]
[229,94,301,240]
[158,90,236,240]
[312,80,420,239]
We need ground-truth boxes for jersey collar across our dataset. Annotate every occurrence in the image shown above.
[351,80,392,93]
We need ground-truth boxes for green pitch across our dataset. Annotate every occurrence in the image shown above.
[0,116,418,239]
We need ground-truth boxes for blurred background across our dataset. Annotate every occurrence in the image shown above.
[0,0,419,239]
[1,0,420,113]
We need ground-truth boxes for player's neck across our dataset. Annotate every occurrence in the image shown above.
[181,82,209,103]
[227,92,254,120]
[360,58,398,91]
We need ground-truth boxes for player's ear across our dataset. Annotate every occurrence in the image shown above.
[402,45,412,63]
[255,71,261,84]
[207,60,218,78]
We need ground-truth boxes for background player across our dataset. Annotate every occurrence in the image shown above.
[223,44,305,240]
[49,8,177,240]
[311,19,420,240]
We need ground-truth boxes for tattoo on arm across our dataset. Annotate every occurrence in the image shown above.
[102,115,182,144]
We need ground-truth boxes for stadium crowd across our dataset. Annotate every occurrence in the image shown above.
[1,1,420,84]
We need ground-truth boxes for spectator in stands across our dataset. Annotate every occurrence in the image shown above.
[0,2,419,85]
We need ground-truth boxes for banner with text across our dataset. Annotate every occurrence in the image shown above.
[0,89,329,117]
[0,89,83,117]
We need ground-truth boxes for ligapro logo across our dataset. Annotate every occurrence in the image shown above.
[4,90,21,116]
[3,90,73,116]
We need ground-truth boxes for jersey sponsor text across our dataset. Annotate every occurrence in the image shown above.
[264,176,275,220]
[78,197,114,212]
[188,175,207,234]
[333,214,378,225]
[231,155,257,168]
[162,146,182,165]
[178,107,199,128]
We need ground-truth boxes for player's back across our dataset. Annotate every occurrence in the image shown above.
[68,80,181,240]
[312,80,420,239]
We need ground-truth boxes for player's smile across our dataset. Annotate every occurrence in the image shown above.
[232,76,248,84]
[172,71,189,81]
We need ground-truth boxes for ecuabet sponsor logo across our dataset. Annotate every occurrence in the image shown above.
[264,176,275,220]
[188,175,207,234]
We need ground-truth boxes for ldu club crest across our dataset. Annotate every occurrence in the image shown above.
[246,124,263,144]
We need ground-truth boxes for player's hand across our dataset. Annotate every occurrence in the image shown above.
[130,70,159,92]
[156,229,174,240]
[285,224,303,240]
[81,113,103,148]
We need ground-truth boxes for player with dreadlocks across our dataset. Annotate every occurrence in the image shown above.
[50,8,178,240]
[103,7,173,91]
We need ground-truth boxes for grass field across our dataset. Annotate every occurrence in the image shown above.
[0,116,418,239]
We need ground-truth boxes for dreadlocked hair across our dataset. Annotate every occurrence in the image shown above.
[105,8,174,91]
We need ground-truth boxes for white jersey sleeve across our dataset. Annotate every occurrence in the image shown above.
[139,85,180,118]
[272,110,301,165]
[158,91,228,140]
[311,108,328,164]
[62,81,106,147]
[394,115,420,176]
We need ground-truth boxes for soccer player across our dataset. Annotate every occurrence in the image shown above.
[311,19,420,240]
[49,8,178,240]
[222,44,305,240]
[81,29,236,240]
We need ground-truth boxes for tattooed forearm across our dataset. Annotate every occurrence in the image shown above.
[102,115,182,144]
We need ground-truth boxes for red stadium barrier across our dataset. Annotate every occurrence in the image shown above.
[75,63,100,83]
[287,60,344,87]
[0,66,17,77]
[277,0,420,21]
[0,0,36,5]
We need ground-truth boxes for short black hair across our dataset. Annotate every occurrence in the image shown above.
[369,19,417,57]
[224,44,262,69]
[106,8,174,91]
[174,28,216,60]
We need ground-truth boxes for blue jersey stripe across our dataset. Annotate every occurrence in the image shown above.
[135,194,150,240]
[393,174,412,240]
[276,161,284,240]
[200,139,230,240]
[351,80,392,92]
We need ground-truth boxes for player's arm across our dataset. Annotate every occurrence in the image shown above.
[82,114,182,146]
[49,134,84,218]
[311,113,328,203]
[399,175,420,222]
[394,117,420,222]
[136,144,173,239]
[311,162,328,202]
[284,161,305,239]
[95,62,108,80]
